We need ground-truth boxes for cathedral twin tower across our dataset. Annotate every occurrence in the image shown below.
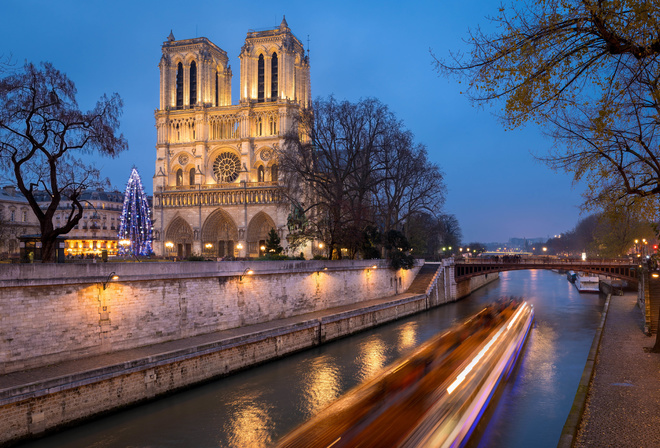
[152,17,311,259]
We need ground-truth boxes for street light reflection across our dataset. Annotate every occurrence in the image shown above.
[356,336,386,381]
[301,356,341,415]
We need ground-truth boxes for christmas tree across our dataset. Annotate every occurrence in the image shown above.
[118,168,153,256]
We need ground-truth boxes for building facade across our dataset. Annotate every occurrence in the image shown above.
[0,186,40,258]
[33,189,126,258]
[152,17,311,259]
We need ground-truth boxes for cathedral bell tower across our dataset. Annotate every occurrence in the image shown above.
[239,16,311,107]
[158,31,232,111]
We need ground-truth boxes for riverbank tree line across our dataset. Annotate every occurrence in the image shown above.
[279,96,459,264]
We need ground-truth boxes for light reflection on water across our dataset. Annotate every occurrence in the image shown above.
[300,355,341,415]
[397,321,419,352]
[355,335,388,382]
[16,270,605,448]
[225,394,274,448]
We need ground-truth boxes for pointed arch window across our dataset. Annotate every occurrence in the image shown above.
[189,167,196,185]
[257,54,265,102]
[271,52,278,100]
[176,62,183,109]
[189,61,197,106]
[257,166,265,182]
[215,70,219,107]
[176,169,183,187]
[271,164,278,182]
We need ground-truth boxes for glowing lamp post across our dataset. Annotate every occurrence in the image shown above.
[165,241,174,260]
[119,239,131,258]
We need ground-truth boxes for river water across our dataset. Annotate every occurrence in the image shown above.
[19,269,605,448]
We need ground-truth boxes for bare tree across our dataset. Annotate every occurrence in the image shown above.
[280,96,447,260]
[435,0,660,213]
[280,97,392,258]
[0,62,127,262]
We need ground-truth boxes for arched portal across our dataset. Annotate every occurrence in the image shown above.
[165,216,193,259]
[247,211,276,257]
[202,209,238,258]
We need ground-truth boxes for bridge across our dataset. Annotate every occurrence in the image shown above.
[451,257,660,334]
[453,257,639,283]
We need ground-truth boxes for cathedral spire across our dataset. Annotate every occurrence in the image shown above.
[167,30,175,42]
[280,15,289,30]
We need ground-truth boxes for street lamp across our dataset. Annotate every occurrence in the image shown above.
[102,272,119,290]
[240,268,254,281]
[119,238,131,252]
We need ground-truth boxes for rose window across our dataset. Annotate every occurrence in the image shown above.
[213,152,241,182]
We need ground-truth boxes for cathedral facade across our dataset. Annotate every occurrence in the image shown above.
[152,17,311,258]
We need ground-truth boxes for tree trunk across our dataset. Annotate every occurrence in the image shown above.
[40,235,57,263]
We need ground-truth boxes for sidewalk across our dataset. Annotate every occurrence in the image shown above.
[575,293,660,447]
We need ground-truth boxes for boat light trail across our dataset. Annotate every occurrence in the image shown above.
[447,326,505,395]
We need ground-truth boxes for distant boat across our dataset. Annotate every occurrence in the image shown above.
[575,273,600,293]
[567,271,577,283]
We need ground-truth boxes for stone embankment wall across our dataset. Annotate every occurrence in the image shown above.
[0,260,496,446]
[0,260,419,374]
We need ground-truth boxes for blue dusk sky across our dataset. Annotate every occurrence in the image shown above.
[1,0,587,243]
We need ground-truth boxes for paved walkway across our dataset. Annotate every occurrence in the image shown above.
[0,292,420,399]
[575,292,660,447]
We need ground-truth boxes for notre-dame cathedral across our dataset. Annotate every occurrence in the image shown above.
[152,17,311,258]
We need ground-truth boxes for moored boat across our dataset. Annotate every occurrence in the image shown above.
[575,273,600,293]
[276,299,534,448]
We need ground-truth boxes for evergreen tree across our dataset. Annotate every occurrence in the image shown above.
[118,168,153,256]
[265,228,283,255]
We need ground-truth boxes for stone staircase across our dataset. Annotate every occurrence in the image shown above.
[407,263,441,295]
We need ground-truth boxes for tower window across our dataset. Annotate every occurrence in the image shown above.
[190,61,197,106]
[215,71,219,107]
[271,53,278,100]
[176,63,184,109]
[258,54,265,103]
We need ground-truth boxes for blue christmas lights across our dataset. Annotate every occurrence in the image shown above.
[117,168,153,256]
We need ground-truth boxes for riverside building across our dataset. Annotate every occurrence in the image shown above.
[152,17,311,259]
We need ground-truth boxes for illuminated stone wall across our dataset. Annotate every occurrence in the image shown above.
[0,260,420,374]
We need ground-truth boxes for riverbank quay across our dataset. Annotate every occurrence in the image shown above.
[568,292,660,447]
[0,291,429,446]
[0,260,497,446]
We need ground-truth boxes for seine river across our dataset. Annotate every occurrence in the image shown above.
[19,269,605,448]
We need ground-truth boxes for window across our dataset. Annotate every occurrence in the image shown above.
[10,210,15,222]
[257,166,265,182]
[189,167,196,185]
[189,61,197,106]
[271,164,278,182]
[176,169,183,186]
[22,211,27,222]
[269,115,277,135]
[257,54,265,102]
[176,63,183,109]
[257,117,263,136]
[271,52,278,100]
[215,71,219,106]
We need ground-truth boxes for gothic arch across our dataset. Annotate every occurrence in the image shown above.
[202,209,239,257]
[165,216,193,244]
[202,208,238,242]
[247,211,276,255]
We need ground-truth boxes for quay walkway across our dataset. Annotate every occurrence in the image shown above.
[567,292,660,447]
